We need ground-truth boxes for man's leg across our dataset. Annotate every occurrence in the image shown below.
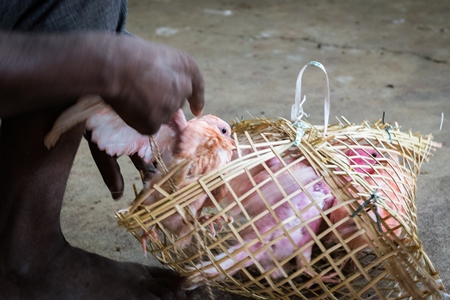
[0,110,185,300]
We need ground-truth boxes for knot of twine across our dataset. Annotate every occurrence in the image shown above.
[149,136,178,193]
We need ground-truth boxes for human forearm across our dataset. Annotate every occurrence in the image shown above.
[0,30,112,117]
[0,29,205,135]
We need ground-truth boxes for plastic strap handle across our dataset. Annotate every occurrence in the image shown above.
[291,61,330,135]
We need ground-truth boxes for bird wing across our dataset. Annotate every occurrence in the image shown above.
[44,94,162,163]
[86,106,153,162]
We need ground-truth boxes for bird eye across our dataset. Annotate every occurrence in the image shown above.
[371,152,377,158]
[221,128,227,134]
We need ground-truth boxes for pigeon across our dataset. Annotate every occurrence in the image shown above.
[189,155,336,285]
[44,95,235,249]
[44,96,232,165]
[327,148,408,250]
[140,108,235,248]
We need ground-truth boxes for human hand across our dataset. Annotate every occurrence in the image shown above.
[100,34,205,136]
[85,35,205,199]
[85,130,155,200]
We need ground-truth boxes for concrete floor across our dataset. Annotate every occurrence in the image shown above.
[62,0,450,298]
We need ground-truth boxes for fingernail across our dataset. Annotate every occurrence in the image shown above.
[111,191,124,200]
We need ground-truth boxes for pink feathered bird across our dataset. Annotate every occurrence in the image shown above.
[44,96,233,166]
[189,154,337,285]
[44,96,235,249]
[140,108,235,248]
[327,148,407,250]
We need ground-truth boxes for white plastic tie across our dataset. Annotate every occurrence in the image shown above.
[292,121,308,146]
[291,61,331,145]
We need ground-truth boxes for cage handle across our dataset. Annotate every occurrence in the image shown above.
[291,61,331,136]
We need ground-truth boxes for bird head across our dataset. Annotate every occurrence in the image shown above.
[199,115,235,146]
[200,115,232,137]
[344,148,379,175]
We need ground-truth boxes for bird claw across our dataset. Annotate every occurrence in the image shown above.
[140,228,160,257]
[303,268,341,287]
[320,272,341,284]
[197,214,233,237]
[298,257,341,287]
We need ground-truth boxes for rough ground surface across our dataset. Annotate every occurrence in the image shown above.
[62,0,450,298]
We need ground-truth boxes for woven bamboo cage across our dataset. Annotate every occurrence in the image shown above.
[116,63,447,299]
[116,116,447,299]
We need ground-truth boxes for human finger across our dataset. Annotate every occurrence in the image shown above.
[85,130,124,200]
[129,153,156,185]
[186,62,205,116]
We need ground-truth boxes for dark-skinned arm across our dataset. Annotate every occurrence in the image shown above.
[0,30,204,135]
